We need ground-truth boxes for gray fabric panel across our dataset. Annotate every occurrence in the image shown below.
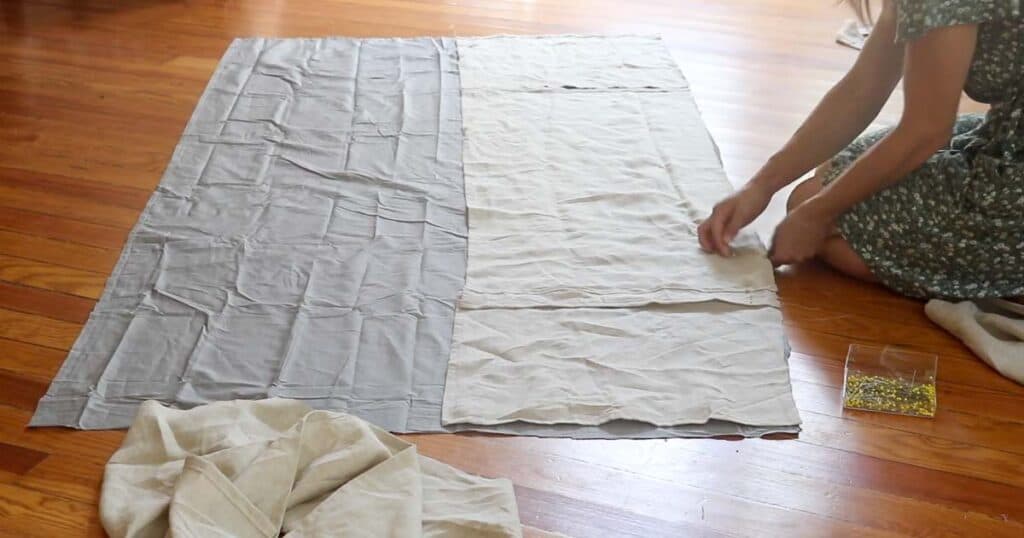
[32,37,467,430]
[31,36,794,438]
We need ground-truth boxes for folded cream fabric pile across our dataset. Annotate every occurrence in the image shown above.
[100,399,527,537]
[926,299,1024,385]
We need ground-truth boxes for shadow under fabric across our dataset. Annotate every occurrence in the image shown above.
[31,35,800,438]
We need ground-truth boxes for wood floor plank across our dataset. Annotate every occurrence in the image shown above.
[513,484,729,538]
[0,338,68,380]
[0,370,49,412]
[15,453,107,506]
[0,407,124,461]
[0,206,129,250]
[0,167,151,210]
[0,308,82,350]
[777,264,938,329]
[415,444,898,538]
[783,302,976,359]
[0,171,146,228]
[0,111,187,153]
[0,442,48,476]
[0,254,107,299]
[789,377,1024,455]
[463,432,1024,525]
[0,132,174,191]
[0,281,95,323]
[0,45,215,84]
[0,230,121,274]
[0,482,104,538]
[789,352,1024,420]
[796,410,1024,490]
[786,327,1024,395]
[411,434,1008,538]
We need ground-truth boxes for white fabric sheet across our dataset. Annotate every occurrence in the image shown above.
[444,35,799,431]
[457,34,689,92]
[444,304,801,427]
[457,35,777,309]
[101,399,524,538]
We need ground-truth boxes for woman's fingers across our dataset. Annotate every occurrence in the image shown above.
[723,210,747,251]
[697,219,713,252]
[769,239,811,267]
[710,206,733,256]
[702,195,757,256]
[701,184,773,257]
[699,206,727,254]
[768,229,786,266]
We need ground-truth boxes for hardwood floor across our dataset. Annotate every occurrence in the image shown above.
[0,1,1020,536]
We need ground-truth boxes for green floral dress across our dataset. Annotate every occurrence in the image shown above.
[823,0,1024,300]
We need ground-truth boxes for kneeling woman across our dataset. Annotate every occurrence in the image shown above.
[699,0,1022,300]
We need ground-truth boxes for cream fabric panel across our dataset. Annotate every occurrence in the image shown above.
[458,35,777,309]
[445,36,798,431]
[443,303,800,427]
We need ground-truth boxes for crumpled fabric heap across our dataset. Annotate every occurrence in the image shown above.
[101,399,525,538]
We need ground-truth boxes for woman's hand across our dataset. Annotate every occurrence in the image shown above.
[768,204,832,266]
[698,183,773,256]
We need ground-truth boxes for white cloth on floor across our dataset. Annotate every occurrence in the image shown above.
[443,303,801,427]
[100,399,523,538]
[457,35,778,309]
[925,299,1024,385]
[443,35,800,432]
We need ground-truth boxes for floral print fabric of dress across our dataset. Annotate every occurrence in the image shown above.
[822,0,1024,300]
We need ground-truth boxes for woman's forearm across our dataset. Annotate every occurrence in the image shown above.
[749,0,903,194]
[800,125,945,221]
[802,14,980,223]
[749,78,895,193]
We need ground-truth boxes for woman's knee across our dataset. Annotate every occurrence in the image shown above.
[787,160,834,213]
[819,237,877,283]
[786,176,823,213]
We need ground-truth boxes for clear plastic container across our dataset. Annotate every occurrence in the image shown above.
[841,345,937,417]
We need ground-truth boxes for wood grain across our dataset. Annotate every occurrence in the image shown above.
[0,282,96,322]
[0,442,47,475]
[0,337,69,380]
[0,171,146,229]
[1,0,1021,536]
[0,369,50,411]
[0,307,83,350]
[0,255,106,299]
[0,206,130,250]
[0,230,121,274]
